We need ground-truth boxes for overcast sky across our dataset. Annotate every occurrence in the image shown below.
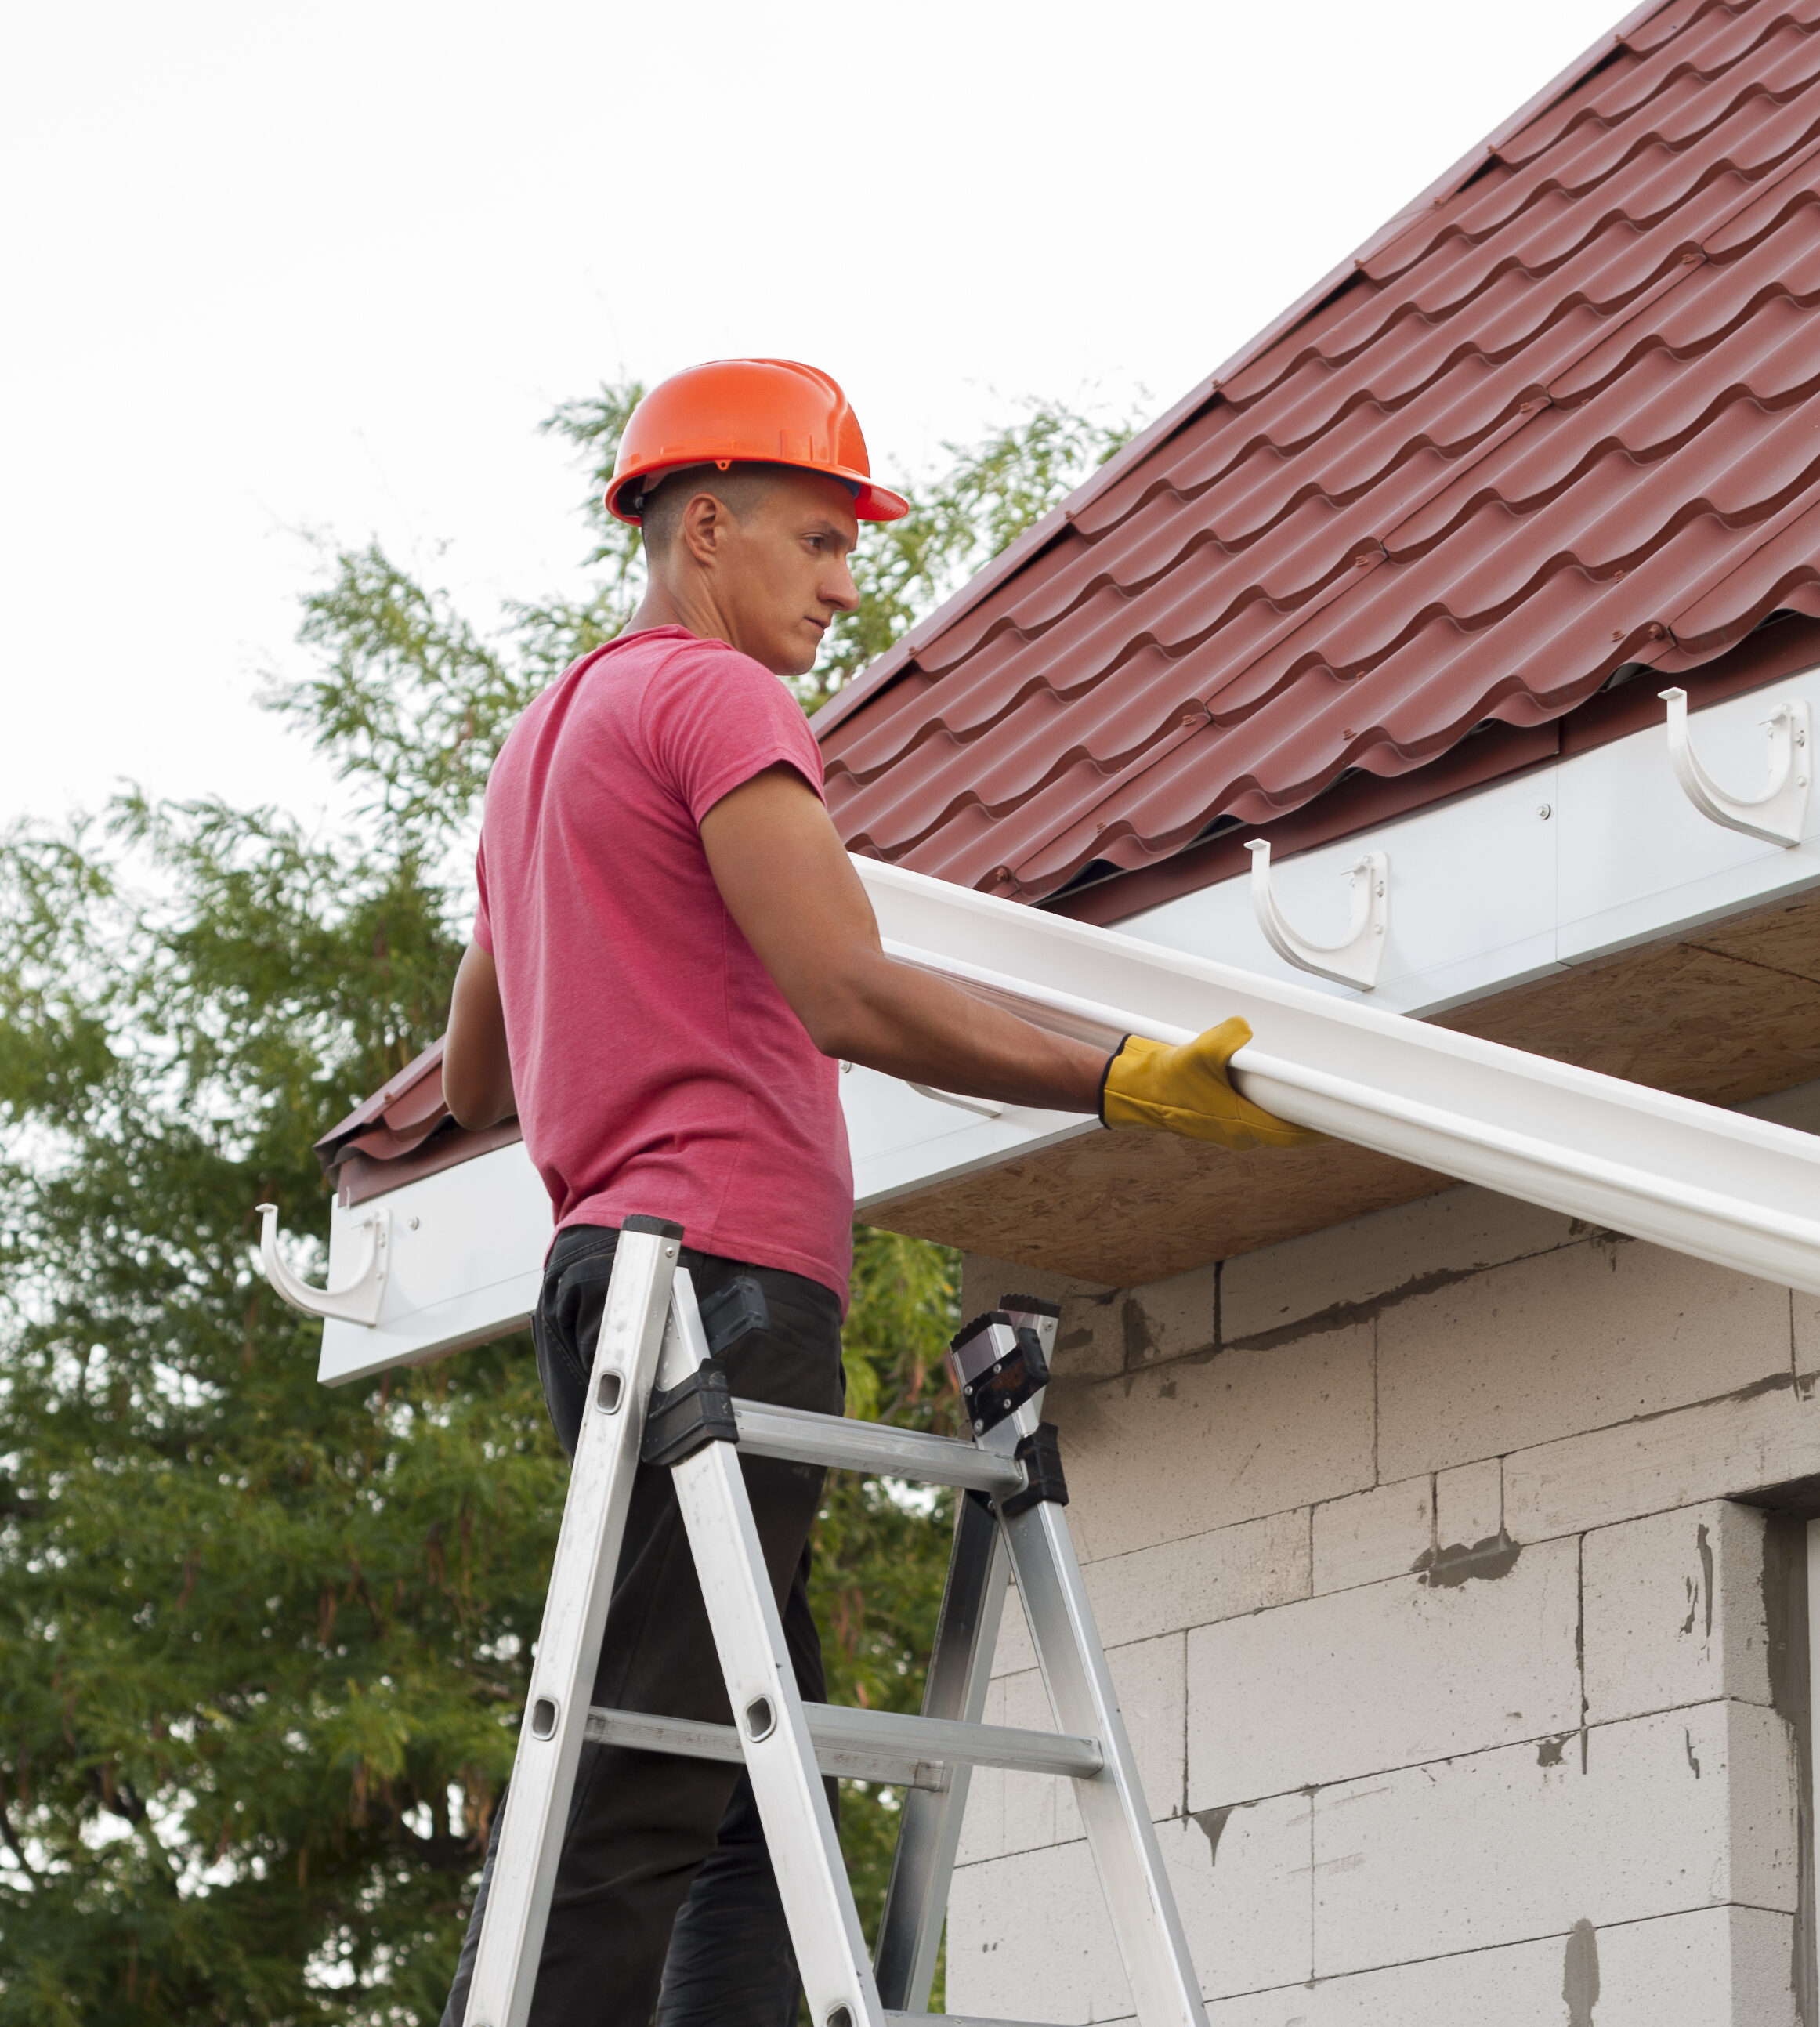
[3,0,1626,831]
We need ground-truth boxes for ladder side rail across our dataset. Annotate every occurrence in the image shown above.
[874,1491,1009,2011]
[663,1269,887,2027]
[1002,1497,1209,2027]
[462,1220,682,2027]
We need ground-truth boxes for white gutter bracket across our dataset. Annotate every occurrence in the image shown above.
[1661,686,1811,847]
[258,1201,389,1326]
[1245,838,1389,990]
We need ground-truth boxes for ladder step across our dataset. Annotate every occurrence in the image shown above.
[731,1398,1025,1496]
[813,1704,1103,1782]
[585,1703,1102,1790]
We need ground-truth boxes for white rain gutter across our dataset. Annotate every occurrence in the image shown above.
[860,859,1820,1301]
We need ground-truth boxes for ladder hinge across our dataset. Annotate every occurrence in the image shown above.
[642,1358,740,1468]
[1003,1422,1068,1517]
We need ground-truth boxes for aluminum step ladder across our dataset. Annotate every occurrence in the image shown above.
[461,1214,1208,2027]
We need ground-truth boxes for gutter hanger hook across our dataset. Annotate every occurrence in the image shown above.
[256,1202,389,1326]
[1660,686,1810,848]
[1244,839,1389,991]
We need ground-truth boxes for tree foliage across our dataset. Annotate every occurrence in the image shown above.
[0,385,1129,2021]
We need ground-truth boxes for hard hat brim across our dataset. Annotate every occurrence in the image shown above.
[609,458,910,527]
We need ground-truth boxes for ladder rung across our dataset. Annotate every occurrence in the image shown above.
[731,1399,1025,1496]
[585,1705,946,1791]
[812,1704,1102,1781]
[585,1703,1102,1787]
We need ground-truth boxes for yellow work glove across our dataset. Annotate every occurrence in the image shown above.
[1099,1019,1324,1151]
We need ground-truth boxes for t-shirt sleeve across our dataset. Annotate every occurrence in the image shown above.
[472,835,494,954]
[642,642,825,825]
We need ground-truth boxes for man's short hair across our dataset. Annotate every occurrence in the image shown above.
[637,463,785,559]
[635,462,860,558]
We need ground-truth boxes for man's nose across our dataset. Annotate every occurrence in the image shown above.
[823,559,860,614]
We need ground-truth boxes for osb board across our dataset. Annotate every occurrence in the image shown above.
[863,891,1820,1289]
[867,1131,1455,1289]
[1442,894,1820,1105]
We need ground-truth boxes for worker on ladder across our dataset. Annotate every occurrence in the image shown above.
[436,357,1312,2026]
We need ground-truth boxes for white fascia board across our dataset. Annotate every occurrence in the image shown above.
[1122,668,1820,1014]
[317,1138,548,1387]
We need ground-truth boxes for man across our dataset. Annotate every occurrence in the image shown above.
[438,358,1311,2025]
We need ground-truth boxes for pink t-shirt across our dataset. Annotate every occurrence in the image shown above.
[473,625,853,1304]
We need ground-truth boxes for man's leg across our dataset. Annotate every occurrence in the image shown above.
[440,1228,844,2027]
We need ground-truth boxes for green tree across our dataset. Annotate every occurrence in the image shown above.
[0,386,1129,2022]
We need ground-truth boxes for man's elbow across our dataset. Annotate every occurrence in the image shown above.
[443,1045,515,1131]
[796,988,874,1063]
[446,1084,503,1132]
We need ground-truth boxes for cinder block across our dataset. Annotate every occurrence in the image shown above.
[1157,1797,1312,2001]
[947,1840,1130,2024]
[1312,1703,1799,1977]
[1596,1906,1797,2027]
[999,1667,1081,1855]
[1037,1266,1222,1381]
[1047,1324,1375,1561]
[1583,1502,1771,1724]
[1378,1236,1792,1482]
[1189,1536,1579,1809]
[1126,1263,1223,1369]
[1109,1633,1185,1826]
[1503,1374,1820,1540]
[1084,1508,1312,1645]
[991,1636,1182,1852]
[1199,1933,1559,2026]
[1219,1186,1580,1344]
[1435,1457,1502,1549]
[1197,1907,1795,2026]
[1313,1476,1432,1593]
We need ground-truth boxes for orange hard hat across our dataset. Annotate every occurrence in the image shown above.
[607,358,910,526]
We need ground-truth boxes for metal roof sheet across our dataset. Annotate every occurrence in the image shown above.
[816,0,1820,907]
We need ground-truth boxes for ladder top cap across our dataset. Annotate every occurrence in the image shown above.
[998,1293,1061,1319]
[952,1309,1018,1351]
[621,1214,686,1240]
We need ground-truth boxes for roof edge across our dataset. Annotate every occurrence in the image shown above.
[809,0,1671,747]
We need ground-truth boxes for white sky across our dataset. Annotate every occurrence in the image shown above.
[2,0,1626,832]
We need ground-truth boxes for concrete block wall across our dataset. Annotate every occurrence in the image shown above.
[947,1187,1818,2025]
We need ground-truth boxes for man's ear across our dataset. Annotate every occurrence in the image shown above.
[678,490,730,568]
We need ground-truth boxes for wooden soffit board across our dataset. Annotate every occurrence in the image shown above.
[862,889,1820,1290]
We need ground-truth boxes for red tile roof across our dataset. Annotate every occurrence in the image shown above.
[816,0,1820,908]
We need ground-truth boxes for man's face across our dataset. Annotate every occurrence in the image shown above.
[706,469,861,677]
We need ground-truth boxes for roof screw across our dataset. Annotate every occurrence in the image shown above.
[409,1217,420,1230]
[1537,803,1553,820]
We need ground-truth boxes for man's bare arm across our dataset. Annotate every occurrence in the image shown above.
[444,941,517,1128]
[700,766,1109,1113]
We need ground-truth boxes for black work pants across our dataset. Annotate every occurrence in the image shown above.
[440,1223,845,2027]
